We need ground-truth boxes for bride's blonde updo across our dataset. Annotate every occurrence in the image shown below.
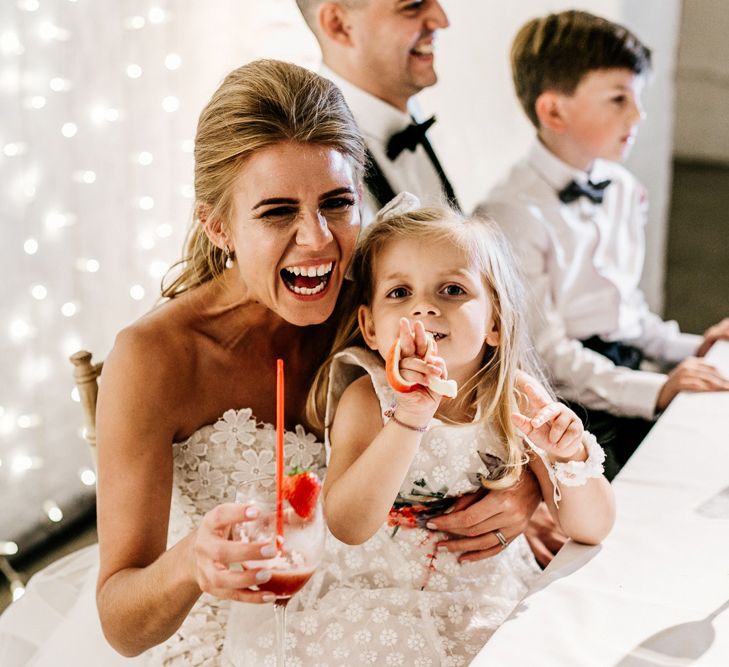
[162,59,366,298]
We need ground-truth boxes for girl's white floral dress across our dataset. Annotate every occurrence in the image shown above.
[223,348,541,667]
[0,409,325,667]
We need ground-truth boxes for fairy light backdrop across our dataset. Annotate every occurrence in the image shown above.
[0,0,680,581]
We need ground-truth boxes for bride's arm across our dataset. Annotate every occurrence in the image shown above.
[94,328,272,657]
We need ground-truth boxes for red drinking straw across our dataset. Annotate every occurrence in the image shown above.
[275,358,284,549]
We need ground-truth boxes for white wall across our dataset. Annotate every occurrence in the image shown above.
[621,0,682,312]
[674,0,729,163]
[420,0,681,313]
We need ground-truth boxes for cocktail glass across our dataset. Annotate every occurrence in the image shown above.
[234,478,325,666]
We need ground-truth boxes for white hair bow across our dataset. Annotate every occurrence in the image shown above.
[374,191,421,222]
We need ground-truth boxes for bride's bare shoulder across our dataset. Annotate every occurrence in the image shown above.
[103,296,204,389]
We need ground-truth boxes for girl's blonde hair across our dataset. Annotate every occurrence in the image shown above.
[307,206,546,488]
[162,59,366,298]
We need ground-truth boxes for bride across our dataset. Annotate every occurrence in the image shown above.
[0,58,366,665]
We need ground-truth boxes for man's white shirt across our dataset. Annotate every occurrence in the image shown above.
[479,139,701,419]
[320,66,449,225]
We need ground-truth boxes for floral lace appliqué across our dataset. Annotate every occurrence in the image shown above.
[284,424,321,469]
[210,408,258,453]
[231,448,276,487]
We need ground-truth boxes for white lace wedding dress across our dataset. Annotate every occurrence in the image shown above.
[222,348,541,667]
[0,408,326,666]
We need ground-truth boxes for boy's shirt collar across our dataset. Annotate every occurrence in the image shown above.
[528,138,611,193]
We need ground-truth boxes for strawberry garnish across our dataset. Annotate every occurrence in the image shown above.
[282,470,321,519]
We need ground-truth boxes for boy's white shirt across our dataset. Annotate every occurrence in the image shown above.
[320,65,451,226]
[478,139,701,420]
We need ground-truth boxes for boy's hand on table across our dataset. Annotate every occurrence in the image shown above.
[696,317,729,357]
[656,356,729,411]
[426,468,541,562]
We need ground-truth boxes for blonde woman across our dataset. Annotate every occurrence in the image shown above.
[0,59,365,665]
[227,195,614,665]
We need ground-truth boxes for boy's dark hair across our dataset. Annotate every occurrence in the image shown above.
[511,10,652,128]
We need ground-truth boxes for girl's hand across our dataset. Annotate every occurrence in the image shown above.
[511,384,584,461]
[191,503,278,603]
[392,318,446,423]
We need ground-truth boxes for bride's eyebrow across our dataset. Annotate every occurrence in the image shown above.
[252,197,298,210]
[319,186,356,200]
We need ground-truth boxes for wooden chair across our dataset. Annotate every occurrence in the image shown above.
[69,350,103,467]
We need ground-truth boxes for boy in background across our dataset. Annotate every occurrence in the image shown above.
[479,10,729,477]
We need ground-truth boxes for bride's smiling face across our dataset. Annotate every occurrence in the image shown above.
[224,141,360,326]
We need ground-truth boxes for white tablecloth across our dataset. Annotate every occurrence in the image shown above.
[472,341,729,667]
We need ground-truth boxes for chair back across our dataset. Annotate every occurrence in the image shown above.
[69,350,103,467]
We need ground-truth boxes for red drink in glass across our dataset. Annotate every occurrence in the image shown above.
[262,569,315,599]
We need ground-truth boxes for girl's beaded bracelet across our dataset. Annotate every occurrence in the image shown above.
[383,405,430,433]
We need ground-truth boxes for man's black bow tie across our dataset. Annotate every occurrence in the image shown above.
[558,178,612,205]
[386,116,437,160]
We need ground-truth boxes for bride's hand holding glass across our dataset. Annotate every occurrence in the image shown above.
[233,477,325,600]
[190,502,278,603]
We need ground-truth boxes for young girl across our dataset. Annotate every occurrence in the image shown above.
[225,194,614,666]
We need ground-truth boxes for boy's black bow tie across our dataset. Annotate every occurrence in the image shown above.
[386,116,437,160]
[558,178,612,204]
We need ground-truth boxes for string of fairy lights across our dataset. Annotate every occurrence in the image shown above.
[0,0,319,603]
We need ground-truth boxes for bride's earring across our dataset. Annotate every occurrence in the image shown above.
[224,246,234,269]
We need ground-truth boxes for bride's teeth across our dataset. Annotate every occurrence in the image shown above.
[291,283,327,295]
[281,262,335,296]
[283,262,333,277]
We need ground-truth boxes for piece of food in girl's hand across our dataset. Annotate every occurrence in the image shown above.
[282,470,321,519]
[385,335,458,398]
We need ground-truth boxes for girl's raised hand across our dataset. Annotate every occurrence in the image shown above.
[397,316,430,360]
[390,318,447,420]
[511,384,584,460]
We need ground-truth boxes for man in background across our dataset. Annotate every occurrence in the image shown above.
[296,0,460,222]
